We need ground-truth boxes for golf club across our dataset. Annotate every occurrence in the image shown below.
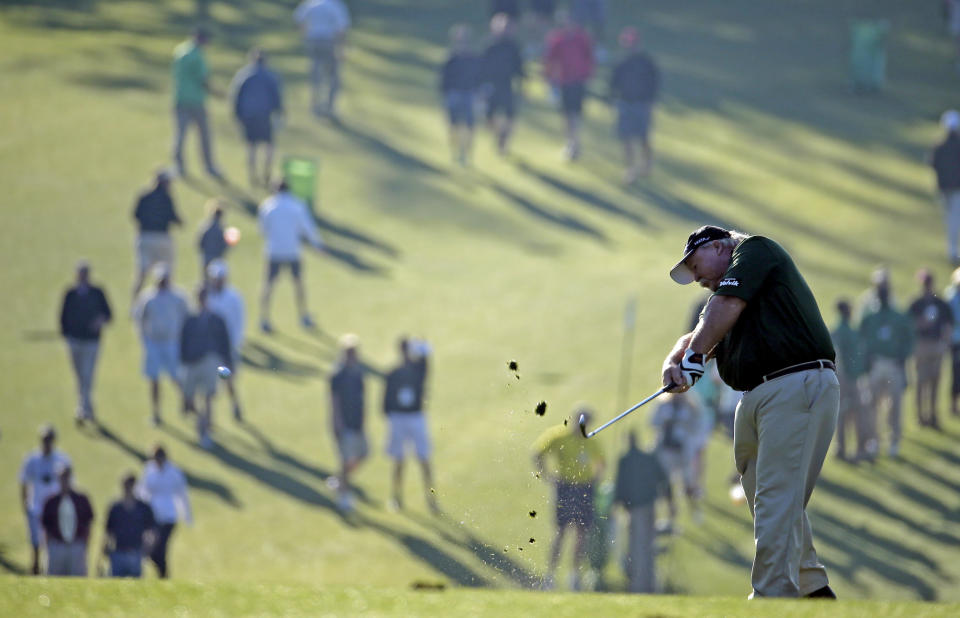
[579,382,678,438]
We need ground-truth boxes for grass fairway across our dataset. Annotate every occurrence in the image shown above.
[1,0,959,613]
[3,579,960,617]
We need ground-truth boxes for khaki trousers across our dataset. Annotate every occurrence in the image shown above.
[625,504,656,593]
[734,368,839,597]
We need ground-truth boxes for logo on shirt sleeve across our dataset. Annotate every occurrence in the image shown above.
[719,278,741,288]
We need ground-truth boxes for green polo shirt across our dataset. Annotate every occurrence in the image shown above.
[711,236,835,391]
[172,40,208,107]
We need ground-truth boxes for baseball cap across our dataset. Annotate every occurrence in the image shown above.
[942,110,960,132]
[669,225,732,284]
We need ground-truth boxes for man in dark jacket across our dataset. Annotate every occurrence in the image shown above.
[41,465,94,576]
[383,337,437,513]
[614,432,673,593]
[610,27,660,183]
[60,261,112,423]
[132,170,182,298]
[932,110,960,264]
[230,48,284,186]
[180,286,233,449]
[440,25,481,165]
[480,13,524,155]
[105,472,156,577]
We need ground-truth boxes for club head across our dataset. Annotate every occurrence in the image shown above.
[577,413,588,438]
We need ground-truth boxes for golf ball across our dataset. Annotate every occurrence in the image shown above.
[217,366,232,380]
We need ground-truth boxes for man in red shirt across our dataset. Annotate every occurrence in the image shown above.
[544,11,594,161]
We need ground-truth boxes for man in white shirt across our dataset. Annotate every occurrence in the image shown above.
[139,445,192,579]
[134,264,189,426]
[206,259,246,421]
[19,425,71,574]
[258,179,324,333]
[294,0,351,116]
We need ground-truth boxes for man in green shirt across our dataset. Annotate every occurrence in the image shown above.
[662,226,838,599]
[859,281,913,458]
[532,409,605,591]
[831,300,867,461]
[172,28,221,179]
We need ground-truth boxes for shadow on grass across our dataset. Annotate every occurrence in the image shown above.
[241,340,323,380]
[483,178,609,245]
[0,544,27,575]
[85,420,241,507]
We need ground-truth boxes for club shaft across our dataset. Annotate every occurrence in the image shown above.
[587,387,670,438]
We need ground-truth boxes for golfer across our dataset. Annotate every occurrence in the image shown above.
[661,225,838,599]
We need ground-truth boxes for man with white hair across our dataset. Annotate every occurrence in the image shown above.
[206,259,246,421]
[931,110,960,264]
[662,225,838,599]
[134,264,188,426]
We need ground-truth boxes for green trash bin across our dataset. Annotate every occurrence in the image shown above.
[282,156,318,208]
[850,19,890,92]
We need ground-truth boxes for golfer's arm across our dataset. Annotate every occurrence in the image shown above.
[688,295,747,357]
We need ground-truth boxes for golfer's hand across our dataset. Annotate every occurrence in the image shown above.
[662,360,687,392]
[679,348,706,388]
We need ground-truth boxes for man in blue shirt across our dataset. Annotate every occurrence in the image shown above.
[230,49,284,187]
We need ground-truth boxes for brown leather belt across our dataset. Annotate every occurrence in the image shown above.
[757,359,835,389]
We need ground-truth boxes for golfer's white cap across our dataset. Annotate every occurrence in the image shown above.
[207,259,228,280]
[942,110,960,132]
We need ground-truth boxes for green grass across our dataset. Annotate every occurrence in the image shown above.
[1,0,959,613]
[3,578,959,617]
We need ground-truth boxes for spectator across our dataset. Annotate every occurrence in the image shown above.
[613,431,673,594]
[59,260,112,424]
[258,179,324,333]
[383,337,438,513]
[860,279,914,458]
[908,269,953,430]
[294,0,351,117]
[571,0,608,60]
[206,260,246,422]
[650,392,702,524]
[533,408,605,591]
[172,27,222,179]
[104,472,156,578]
[944,266,960,417]
[41,465,94,577]
[440,25,481,166]
[230,48,284,187]
[134,264,189,426]
[610,27,660,184]
[329,333,368,512]
[197,198,229,273]
[544,11,594,161]
[19,425,71,575]
[481,13,525,156]
[180,286,233,448]
[132,170,182,298]
[932,110,960,264]
[831,300,867,461]
[139,446,192,579]
[946,1,960,72]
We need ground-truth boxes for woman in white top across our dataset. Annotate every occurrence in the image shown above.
[138,445,192,578]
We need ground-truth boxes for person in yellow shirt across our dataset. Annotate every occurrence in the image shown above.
[532,407,605,590]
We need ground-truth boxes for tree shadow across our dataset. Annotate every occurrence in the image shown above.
[85,420,241,507]
[627,183,737,229]
[313,211,401,259]
[0,544,27,575]
[514,160,649,227]
[334,118,446,177]
[68,72,158,92]
[241,340,323,379]
[405,511,541,589]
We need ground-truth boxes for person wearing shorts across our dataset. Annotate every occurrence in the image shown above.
[230,48,284,186]
[481,13,524,155]
[544,11,594,161]
[383,337,437,513]
[179,286,232,449]
[440,25,481,165]
[610,26,660,183]
[135,264,188,426]
[258,179,324,333]
[206,260,246,422]
[132,170,181,298]
[532,409,605,590]
[329,334,369,512]
[19,426,71,575]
